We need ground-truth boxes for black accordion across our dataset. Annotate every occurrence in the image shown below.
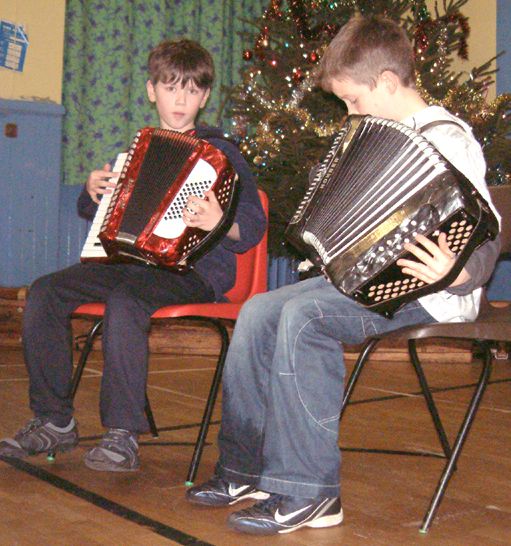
[286,115,499,317]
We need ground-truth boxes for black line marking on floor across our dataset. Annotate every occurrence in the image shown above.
[0,456,215,546]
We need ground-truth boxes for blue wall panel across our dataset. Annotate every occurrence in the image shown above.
[0,99,64,287]
[487,259,511,301]
[268,257,299,290]
[58,184,90,270]
[497,0,511,94]
[491,0,511,300]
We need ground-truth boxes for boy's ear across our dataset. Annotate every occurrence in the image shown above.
[146,80,156,102]
[200,88,211,108]
[379,70,399,94]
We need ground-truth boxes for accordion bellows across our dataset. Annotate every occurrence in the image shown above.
[286,115,499,316]
[81,127,238,268]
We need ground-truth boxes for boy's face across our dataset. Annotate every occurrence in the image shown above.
[330,75,397,120]
[146,78,210,132]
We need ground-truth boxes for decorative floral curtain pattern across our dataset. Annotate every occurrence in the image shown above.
[62,0,265,185]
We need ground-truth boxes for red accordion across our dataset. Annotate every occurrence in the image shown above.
[81,127,238,268]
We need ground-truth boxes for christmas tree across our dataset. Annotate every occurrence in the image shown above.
[222,0,511,256]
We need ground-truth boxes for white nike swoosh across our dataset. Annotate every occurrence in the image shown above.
[228,484,250,497]
[274,504,313,524]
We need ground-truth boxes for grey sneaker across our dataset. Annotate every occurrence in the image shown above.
[84,428,139,472]
[0,417,79,458]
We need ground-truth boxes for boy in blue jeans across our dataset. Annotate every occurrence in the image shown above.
[186,16,501,535]
[0,39,266,471]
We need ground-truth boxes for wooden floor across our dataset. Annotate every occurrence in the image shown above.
[1,344,510,545]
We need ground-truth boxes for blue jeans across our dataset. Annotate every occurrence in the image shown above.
[216,275,435,498]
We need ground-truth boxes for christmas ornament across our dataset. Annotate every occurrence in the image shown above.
[292,68,304,83]
[413,1,430,22]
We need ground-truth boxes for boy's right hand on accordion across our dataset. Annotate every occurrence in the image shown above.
[182,191,241,241]
[86,163,119,205]
[397,233,470,288]
[182,190,223,232]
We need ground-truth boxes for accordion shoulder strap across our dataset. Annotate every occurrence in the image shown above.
[418,118,468,135]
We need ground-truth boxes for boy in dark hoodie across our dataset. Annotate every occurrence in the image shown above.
[0,39,266,472]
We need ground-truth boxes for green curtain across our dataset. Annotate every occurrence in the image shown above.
[62,0,265,185]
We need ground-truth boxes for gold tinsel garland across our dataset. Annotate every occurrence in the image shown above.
[415,73,510,123]
[239,65,509,168]
[245,64,339,160]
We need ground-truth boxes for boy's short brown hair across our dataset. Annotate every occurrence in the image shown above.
[318,15,415,91]
[148,39,214,89]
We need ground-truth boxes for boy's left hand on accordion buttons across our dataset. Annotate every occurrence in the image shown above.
[182,190,223,231]
[397,233,470,287]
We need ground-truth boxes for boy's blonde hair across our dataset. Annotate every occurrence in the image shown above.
[318,15,415,91]
[148,39,214,89]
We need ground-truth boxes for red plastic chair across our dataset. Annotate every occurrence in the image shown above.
[70,190,268,484]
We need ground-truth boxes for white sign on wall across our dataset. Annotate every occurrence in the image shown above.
[0,20,29,72]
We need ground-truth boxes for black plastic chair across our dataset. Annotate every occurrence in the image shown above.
[339,184,511,533]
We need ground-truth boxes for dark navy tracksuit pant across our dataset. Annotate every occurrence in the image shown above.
[22,262,214,433]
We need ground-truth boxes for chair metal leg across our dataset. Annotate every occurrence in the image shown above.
[340,337,380,418]
[340,334,494,533]
[70,319,103,398]
[408,340,452,459]
[144,394,159,438]
[419,342,493,533]
[185,318,230,486]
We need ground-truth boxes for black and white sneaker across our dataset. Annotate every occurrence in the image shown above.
[227,493,343,535]
[186,476,270,506]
